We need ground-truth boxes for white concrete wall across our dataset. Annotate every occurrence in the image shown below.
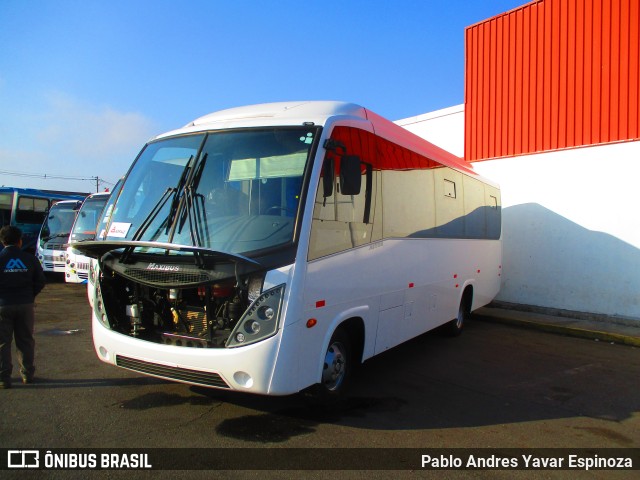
[396,109,640,320]
[474,142,640,320]
[395,105,465,158]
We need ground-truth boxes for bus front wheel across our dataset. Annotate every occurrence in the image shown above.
[306,327,353,403]
[443,290,471,337]
[322,328,351,393]
[303,326,355,405]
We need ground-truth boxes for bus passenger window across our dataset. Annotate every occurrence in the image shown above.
[309,127,377,260]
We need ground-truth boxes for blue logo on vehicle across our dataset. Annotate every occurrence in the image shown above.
[4,258,28,272]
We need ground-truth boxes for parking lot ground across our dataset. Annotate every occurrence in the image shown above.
[1,276,639,478]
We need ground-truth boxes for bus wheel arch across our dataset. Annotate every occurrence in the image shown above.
[337,317,365,367]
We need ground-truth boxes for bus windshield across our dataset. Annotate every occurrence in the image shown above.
[71,195,109,242]
[107,127,318,254]
[40,203,79,245]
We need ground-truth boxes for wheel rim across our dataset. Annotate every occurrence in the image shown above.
[455,305,465,329]
[322,341,346,391]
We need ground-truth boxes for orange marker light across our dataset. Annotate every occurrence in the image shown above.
[306,318,317,328]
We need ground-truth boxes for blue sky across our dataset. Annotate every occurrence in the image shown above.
[0,0,525,192]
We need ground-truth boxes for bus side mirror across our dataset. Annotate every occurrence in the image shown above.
[340,155,362,195]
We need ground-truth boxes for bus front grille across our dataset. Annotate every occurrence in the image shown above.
[115,355,230,389]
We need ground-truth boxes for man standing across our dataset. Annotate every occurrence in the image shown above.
[0,226,46,389]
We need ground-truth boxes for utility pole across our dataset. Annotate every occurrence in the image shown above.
[94,176,99,193]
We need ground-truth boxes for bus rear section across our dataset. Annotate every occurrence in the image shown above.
[65,192,111,283]
[37,199,83,273]
[74,101,501,398]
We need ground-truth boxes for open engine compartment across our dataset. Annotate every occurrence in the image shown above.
[97,264,264,349]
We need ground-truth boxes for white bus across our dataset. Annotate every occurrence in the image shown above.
[65,191,111,283]
[75,101,501,398]
[37,199,83,273]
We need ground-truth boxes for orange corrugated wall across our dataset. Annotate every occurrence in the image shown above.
[464,0,640,161]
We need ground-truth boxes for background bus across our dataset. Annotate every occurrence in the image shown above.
[37,199,84,273]
[75,101,501,398]
[65,191,111,283]
[0,187,86,253]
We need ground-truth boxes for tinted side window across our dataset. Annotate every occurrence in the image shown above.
[16,197,49,224]
[308,126,379,260]
[378,136,438,238]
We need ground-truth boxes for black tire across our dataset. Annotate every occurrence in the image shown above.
[443,292,471,337]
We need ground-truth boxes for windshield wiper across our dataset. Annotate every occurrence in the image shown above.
[42,233,70,242]
[165,155,194,236]
[121,156,194,263]
[130,155,194,243]
[73,237,98,243]
[178,153,209,248]
[130,187,173,242]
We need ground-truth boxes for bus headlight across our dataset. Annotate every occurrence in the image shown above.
[226,284,285,348]
[89,261,96,285]
[91,267,110,329]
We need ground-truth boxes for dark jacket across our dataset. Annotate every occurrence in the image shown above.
[0,245,46,306]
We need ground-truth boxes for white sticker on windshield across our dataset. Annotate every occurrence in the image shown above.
[108,222,131,238]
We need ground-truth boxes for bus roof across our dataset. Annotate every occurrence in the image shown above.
[84,191,111,199]
[0,186,87,199]
[154,101,481,180]
[50,199,83,207]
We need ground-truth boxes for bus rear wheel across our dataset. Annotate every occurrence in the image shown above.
[443,290,471,337]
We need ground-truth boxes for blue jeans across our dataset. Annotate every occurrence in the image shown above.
[0,303,36,382]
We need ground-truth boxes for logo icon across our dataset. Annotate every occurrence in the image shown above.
[146,263,180,272]
[8,450,39,468]
[5,258,28,271]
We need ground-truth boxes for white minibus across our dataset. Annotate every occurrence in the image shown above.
[75,101,502,398]
[37,199,83,273]
[65,191,111,283]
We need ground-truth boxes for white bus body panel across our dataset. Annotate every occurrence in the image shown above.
[292,238,501,390]
[92,312,290,394]
[91,264,304,395]
[65,248,91,283]
[39,247,67,273]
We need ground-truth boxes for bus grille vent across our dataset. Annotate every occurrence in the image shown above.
[121,268,210,286]
[115,355,230,389]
